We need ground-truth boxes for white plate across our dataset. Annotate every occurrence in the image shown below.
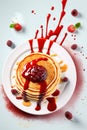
[2,39,77,115]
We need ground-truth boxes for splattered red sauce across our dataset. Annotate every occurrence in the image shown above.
[29,39,54,55]
[0,87,64,120]
[37,38,46,52]
[1,87,34,119]
[53,17,56,21]
[31,10,36,14]
[51,6,55,11]
[63,45,84,106]
[34,0,67,43]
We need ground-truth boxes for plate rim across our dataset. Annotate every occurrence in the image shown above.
[2,38,77,115]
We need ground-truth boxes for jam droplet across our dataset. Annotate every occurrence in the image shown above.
[65,111,73,120]
[35,103,41,111]
[51,6,54,11]
[47,97,57,111]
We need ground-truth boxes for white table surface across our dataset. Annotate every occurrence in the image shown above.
[0,0,87,130]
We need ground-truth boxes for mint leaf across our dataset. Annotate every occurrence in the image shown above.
[75,22,81,29]
[9,24,15,28]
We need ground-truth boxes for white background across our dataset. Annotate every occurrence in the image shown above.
[0,0,87,130]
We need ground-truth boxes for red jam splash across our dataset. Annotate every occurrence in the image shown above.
[34,0,68,44]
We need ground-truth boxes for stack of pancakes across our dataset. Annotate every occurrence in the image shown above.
[15,53,60,101]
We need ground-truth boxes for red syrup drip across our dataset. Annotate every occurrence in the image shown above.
[46,0,67,42]
[45,13,51,38]
[52,89,60,96]
[29,38,54,55]
[29,39,34,53]
[37,38,46,52]
[35,81,47,111]
[34,0,67,44]
[62,0,67,11]
[46,40,54,55]
[40,25,44,38]
[24,80,30,90]
[35,0,67,45]
[34,29,39,39]
[59,32,67,46]
[47,97,57,111]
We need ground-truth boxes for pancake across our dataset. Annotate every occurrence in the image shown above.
[15,52,60,101]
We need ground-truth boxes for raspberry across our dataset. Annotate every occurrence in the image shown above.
[65,111,73,120]
[6,40,13,47]
[67,25,76,33]
[10,23,22,31]
[71,9,78,17]
[71,44,78,50]
[14,23,22,31]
